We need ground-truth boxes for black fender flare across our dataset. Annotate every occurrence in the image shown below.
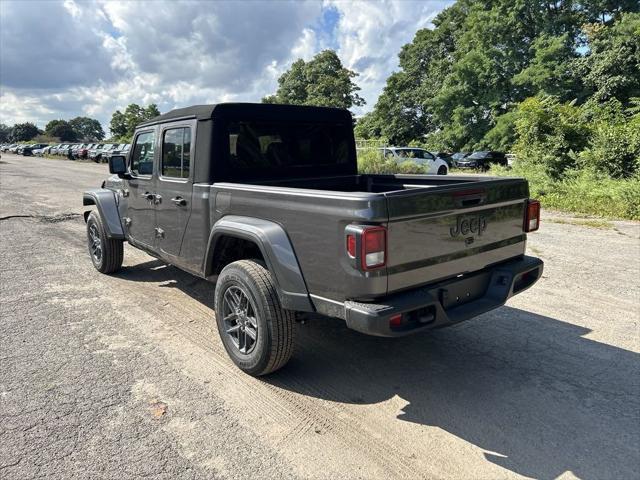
[82,189,125,239]
[205,215,313,312]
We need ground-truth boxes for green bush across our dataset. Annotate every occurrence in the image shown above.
[492,163,640,220]
[357,148,425,174]
[578,109,640,178]
[513,96,590,179]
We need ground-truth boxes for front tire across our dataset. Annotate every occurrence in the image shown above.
[86,211,123,274]
[214,260,295,376]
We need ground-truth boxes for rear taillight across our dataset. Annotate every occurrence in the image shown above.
[345,225,387,271]
[524,199,540,232]
[361,226,386,270]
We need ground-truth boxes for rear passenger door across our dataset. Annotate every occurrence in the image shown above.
[155,121,195,260]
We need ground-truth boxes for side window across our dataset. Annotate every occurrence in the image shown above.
[162,127,191,179]
[131,131,155,176]
[412,149,433,160]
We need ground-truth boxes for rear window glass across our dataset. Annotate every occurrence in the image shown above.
[227,121,351,176]
[162,127,191,179]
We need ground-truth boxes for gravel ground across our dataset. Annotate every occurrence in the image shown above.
[1,154,639,480]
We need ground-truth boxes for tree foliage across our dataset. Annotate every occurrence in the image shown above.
[575,13,640,104]
[10,122,40,142]
[263,50,364,110]
[43,117,104,142]
[45,119,78,141]
[109,104,161,141]
[364,2,639,155]
[69,116,105,141]
[0,123,10,143]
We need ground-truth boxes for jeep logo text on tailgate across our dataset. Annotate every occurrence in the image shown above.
[450,215,487,237]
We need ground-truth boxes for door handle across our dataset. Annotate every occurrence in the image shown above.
[171,196,187,206]
[141,192,154,201]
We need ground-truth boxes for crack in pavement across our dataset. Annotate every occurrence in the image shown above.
[0,213,82,223]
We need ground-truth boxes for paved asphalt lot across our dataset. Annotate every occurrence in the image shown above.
[1,154,639,479]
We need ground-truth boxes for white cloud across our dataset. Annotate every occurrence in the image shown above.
[328,0,451,114]
[291,28,319,61]
[0,0,450,132]
[0,0,116,90]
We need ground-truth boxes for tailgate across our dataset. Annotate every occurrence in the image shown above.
[385,179,529,293]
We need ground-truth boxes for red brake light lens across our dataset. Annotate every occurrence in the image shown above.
[524,199,540,232]
[389,313,402,328]
[361,226,386,270]
[346,234,356,258]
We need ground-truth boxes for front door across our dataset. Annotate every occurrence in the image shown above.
[124,129,157,248]
[155,122,195,259]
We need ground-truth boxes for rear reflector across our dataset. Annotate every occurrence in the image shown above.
[361,226,386,270]
[389,314,402,327]
[346,234,356,258]
[524,200,541,232]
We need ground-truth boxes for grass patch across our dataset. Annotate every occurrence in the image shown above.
[490,164,640,220]
[357,148,426,174]
[547,218,614,229]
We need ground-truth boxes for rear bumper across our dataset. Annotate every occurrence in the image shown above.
[342,255,543,337]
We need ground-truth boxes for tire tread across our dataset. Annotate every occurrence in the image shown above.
[217,260,294,375]
[87,211,123,274]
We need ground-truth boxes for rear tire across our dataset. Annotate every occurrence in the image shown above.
[214,260,295,376]
[86,211,123,274]
[437,165,447,175]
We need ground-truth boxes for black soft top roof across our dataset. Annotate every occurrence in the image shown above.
[138,102,352,127]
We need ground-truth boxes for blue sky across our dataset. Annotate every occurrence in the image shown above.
[0,0,450,133]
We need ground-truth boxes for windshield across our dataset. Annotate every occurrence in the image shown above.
[225,120,353,181]
[468,151,488,159]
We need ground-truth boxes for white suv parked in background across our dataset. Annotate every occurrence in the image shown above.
[379,147,449,175]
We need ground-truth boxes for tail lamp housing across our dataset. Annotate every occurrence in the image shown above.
[524,199,540,232]
[345,225,387,271]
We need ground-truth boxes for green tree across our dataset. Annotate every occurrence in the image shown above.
[0,123,10,143]
[69,116,105,141]
[512,33,581,101]
[263,50,364,110]
[45,119,78,141]
[477,110,519,151]
[364,1,638,149]
[354,112,382,139]
[109,110,127,139]
[109,103,160,140]
[45,119,66,135]
[10,122,40,142]
[575,13,640,105]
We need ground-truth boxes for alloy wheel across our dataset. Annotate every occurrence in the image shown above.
[221,285,258,354]
[88,224,102,264]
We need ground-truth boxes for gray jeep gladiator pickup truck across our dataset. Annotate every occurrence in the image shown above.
[83,103,543,376]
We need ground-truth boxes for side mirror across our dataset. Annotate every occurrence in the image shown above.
[108,155,129,178]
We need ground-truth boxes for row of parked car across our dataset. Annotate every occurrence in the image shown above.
[0,142,130,162]
[443,151,514,170]
[376,147,514,174]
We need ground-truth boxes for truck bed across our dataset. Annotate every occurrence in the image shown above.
[248,173,493,193]
[197,173,529,306]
